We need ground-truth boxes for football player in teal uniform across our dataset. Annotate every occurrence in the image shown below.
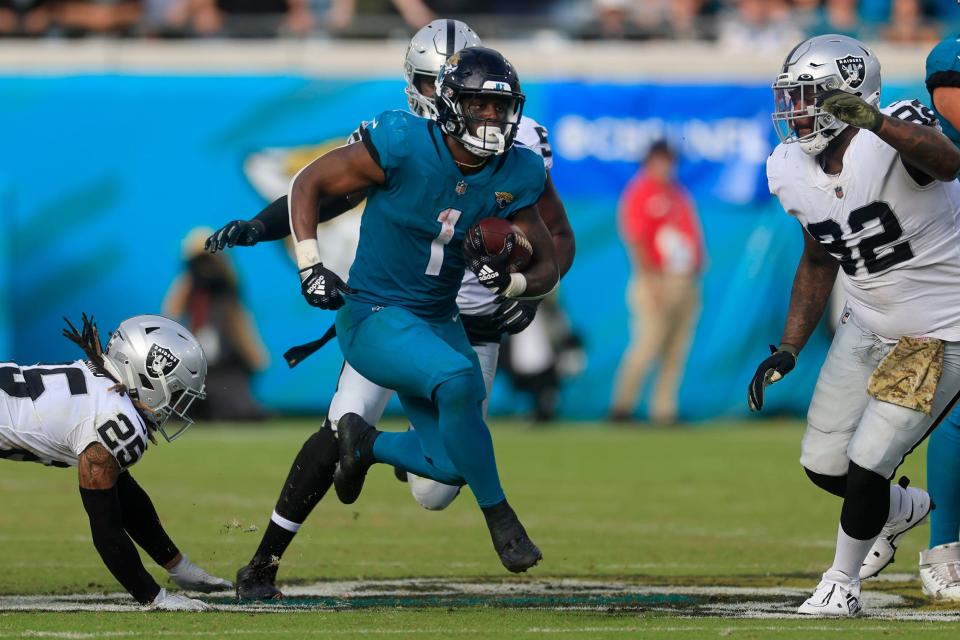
[920,32,960,601]
[289,47,557,574]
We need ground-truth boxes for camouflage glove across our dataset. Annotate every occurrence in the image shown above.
[747,344,798,412]
[817,89,883,132]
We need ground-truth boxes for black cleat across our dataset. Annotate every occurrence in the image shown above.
[236,560,282,600]
[482,500,543,573]
[333,413,380,505]
[394,466,408,482]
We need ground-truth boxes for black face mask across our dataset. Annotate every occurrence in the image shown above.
[187,255,234,294]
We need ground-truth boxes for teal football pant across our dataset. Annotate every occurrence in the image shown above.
[336,301,506,507]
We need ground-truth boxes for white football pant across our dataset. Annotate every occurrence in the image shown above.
[802,308,960,479]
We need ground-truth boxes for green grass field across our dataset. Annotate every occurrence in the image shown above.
[2,419,959,638]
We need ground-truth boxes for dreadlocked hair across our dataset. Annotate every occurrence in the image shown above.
[62,314,158,442]
[62,313,116,382]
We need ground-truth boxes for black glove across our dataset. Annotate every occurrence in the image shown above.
[747,344,798,412]
[204,220,264,253]
[492,298,539,335]
[463,228,516,293]
[299,263,355,310]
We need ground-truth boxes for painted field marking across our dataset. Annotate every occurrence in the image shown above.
[1,578,958,621]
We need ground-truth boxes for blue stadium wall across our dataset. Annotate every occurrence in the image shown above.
[0,75,928,420]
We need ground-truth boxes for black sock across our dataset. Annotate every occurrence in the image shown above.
[253,521,298,565]
[840,462,890,540]
[251,425,338,564]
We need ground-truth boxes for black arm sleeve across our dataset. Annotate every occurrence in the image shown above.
[80,486,161,605]
[116,472,179,568]
[927,70,960,99]
[251,193,367,242]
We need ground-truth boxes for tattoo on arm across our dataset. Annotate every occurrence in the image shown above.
[878,116,960,183]
[780,231,839,351]
[78,443,120,490]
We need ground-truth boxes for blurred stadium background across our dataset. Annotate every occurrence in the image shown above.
[0,0,945,423]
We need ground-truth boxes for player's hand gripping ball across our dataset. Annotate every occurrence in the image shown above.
[463,218,533,293]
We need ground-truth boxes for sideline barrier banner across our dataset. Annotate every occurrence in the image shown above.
[0,76,929,420]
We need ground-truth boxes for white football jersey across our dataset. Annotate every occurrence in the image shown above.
[768,99,960,342]
[0,360,150,469]
[457,116,553,316]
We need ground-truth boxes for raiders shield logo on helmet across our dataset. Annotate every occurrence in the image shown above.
[145,344,180,379]
[836,55,865,89]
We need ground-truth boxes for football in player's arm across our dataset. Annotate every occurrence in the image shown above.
[0,315,231,610]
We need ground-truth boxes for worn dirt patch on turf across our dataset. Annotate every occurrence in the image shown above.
[2,577,957,620]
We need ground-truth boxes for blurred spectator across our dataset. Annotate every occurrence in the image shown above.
[610,141,704,425]
[880,0,940,43]
[0,0,50,36]
[55,0,141,36]
[180,0,316,37]
[807,0,862,38]
[716,0,804,53]
[580,0,644,40]
[791,0,825,34]
[163,227,269,421]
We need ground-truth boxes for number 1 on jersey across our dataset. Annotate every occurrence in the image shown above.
[426,208,462,276]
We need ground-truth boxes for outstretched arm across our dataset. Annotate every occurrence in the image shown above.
[77,443,161,605]
[205,190,368,253]
[116,472,233,592]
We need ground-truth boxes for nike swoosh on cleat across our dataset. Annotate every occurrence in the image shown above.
[905,502,915,524]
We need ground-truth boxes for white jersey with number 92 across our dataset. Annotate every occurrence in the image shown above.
[767,99,960,342]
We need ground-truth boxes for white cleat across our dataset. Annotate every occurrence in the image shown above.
[860,483,933,580]
[920,543,960,601]
[798,569,862,617]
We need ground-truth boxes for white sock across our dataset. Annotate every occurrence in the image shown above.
[887,483,906,522]
[830,523,877,580]
[270,510,302,533]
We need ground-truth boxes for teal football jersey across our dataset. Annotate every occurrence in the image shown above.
[348,110,546,320]
[926,35,960,146]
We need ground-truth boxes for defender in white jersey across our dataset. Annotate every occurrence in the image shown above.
[748,35,960,617]
[205,20,574,600]
[0,315,231,609]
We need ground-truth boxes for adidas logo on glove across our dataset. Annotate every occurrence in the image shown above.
[478,265,498,283]
[308,276,326,296]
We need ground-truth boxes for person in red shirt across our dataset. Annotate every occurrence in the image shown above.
[610,140,705,424]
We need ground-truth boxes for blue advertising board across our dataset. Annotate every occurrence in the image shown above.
[0,74,930,420]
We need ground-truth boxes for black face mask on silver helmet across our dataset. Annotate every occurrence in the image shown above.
[103,315,207,442]
[403,18,482,119]
[772,34,881,155]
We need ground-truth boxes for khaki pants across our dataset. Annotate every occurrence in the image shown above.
[611,272,700,422]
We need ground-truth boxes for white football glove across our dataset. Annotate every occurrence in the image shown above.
[148,588,211,611]
[167,554,234,593]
